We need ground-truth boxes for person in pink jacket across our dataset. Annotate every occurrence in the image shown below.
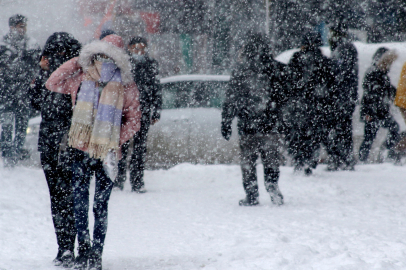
[46,34,141,270]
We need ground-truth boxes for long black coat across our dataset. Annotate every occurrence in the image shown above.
[222,58,288,136]
[29,69,72,153]
[331,42,358,116]
[129,55,162,130]
[360,66,396,121]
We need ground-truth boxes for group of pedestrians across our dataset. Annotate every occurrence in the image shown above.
[1,13,406,270]
[0,14,161,270]
[221,23,405,207]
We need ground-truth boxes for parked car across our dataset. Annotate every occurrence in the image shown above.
[23,74,240,168]
[146,74,240,168]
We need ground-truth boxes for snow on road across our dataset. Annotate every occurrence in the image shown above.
[1,162,406,269]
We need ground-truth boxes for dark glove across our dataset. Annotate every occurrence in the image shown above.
[221,122,232,141]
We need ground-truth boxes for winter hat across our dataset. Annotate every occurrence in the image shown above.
[9,14,27,27]
[129,36,148,47]
[101,34,125,49]
[372,47,389,65]
[78,34,132,85]
[100,29,116,40]
[42,32,81,58]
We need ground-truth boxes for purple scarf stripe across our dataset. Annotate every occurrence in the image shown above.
[96,103,122,126]
[100,62,122,83]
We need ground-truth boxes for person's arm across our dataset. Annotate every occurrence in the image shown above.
[150,59,161,124]
[221,69,240,140]
[120,82,142,146]
[45,57,82,95]
[28,72,46,111]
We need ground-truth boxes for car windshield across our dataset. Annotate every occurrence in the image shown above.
[161,81,228,109]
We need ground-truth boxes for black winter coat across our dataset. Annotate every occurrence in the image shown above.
[360,66,396,121]
[331,42,358,116]
[129,55,162,128]
[222,58,289,136]
[29,69,72,152]
[0,32,40,111]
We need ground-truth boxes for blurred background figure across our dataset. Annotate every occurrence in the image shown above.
[114,36,161,193]
[328,22,358,171]
[359,48,400,163]
[221,33,286,206]
[286,31,336,175]
[0,14,41,167]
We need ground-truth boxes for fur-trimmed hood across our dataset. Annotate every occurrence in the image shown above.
[78,39,133,85]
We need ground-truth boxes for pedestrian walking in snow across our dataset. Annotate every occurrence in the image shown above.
[46,34,141,270]
[28,32,81,267]
[0,14,40,167]
[328,22,358,171]
[221,34,287,206]
[285,31,336,175]
[114,36,161,193]
[359,47,400,163]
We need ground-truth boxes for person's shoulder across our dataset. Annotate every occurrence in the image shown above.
[26,36,40,50]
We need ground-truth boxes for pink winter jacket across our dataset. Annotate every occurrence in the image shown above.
[45,56,141,150]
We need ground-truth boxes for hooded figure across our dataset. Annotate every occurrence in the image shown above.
[221,33,287,206]
[359,47,400,163]
[46,34,141,270]
[285,30,336,175]
[28,32,81,268]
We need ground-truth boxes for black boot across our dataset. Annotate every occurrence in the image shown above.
[89,250,102,270]
[239,195,259,206]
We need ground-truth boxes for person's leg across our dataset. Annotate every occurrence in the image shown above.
[340,114,355,168]
[90,160,114,268]
[359,120,379,162]
[114,139,130,190]
[41,150,76,266]
[0,111,14,164]
[129,128,148,192]
[260,133,283,205]
[71,149,92,266]
[13,108,29,157]
[381,116,400,150]
[239,134,259,205]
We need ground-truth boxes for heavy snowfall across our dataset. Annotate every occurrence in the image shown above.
[1,0,406,270]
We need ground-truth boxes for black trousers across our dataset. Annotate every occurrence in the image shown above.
[239,133,281,199]
[359,116,399,162]
[0,108,29,159]
[330,113,355,167]
[117,123,149,190]
[40,148,76,253]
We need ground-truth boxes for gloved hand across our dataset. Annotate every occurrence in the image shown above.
[221,122,232,141]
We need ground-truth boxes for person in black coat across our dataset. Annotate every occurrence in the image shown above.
[329,23,358,170]
[285,31,336,175]
[221,33,287,206]
[29,32,81,267]
[114,36,162,192]
[359,47,400,163]
[0,14,41,167]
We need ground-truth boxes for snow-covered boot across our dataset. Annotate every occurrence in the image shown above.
[61,250,75,268]
[239,195,259,206]
[268,183,284,206]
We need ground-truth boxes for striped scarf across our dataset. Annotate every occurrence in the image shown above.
[68,61,124,160]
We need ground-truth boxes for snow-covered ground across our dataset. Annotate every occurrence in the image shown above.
[1,162,406,270]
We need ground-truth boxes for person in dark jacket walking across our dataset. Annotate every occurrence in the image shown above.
[328,23,358,170]
[359,47,399,163]
[0,14,40,167]
[286,31,336,175]
[29,32,81,267]
[114,36,162,193]
[221,34,287,206]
